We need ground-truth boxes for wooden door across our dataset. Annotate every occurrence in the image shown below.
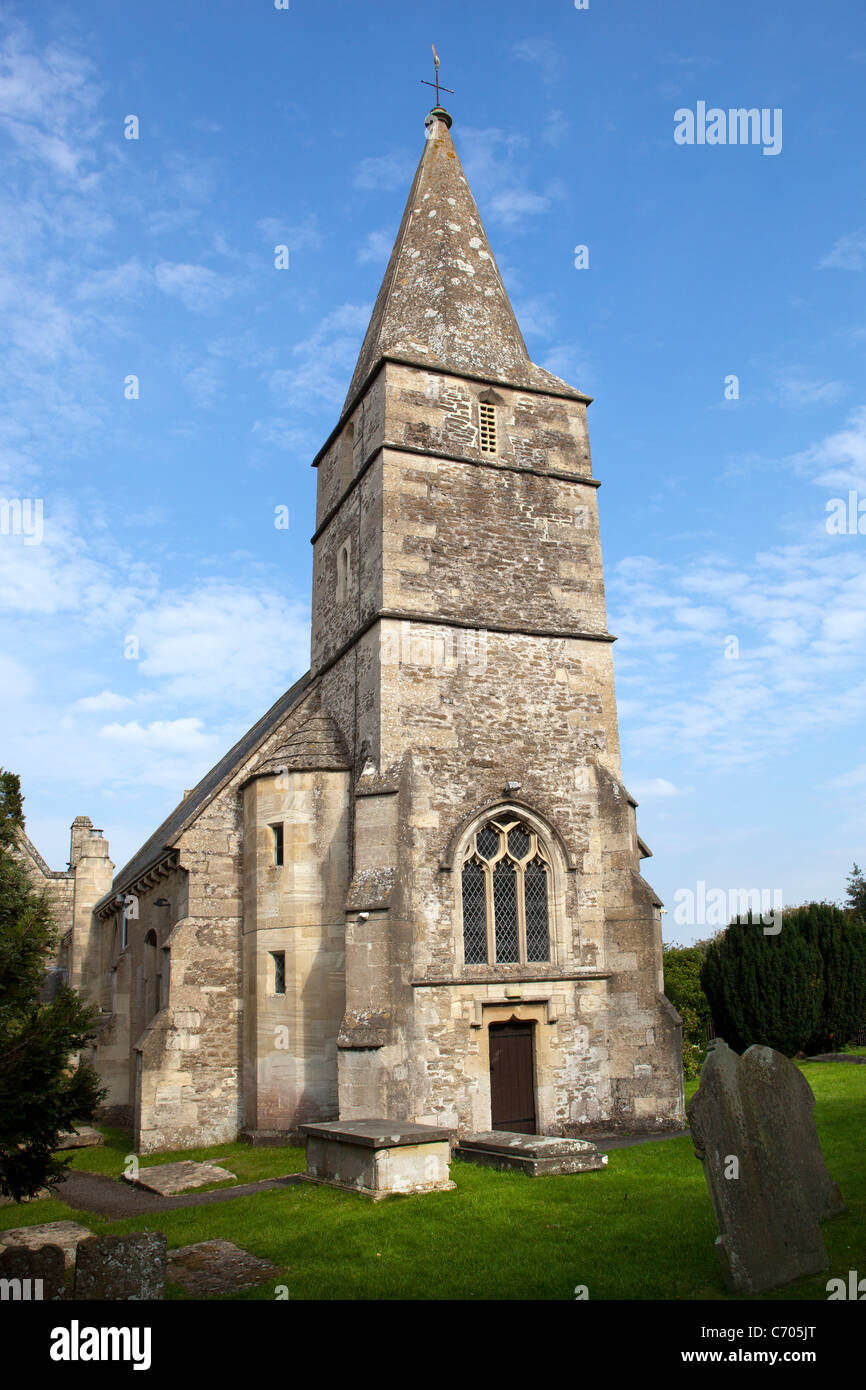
[489,1019,536,1133]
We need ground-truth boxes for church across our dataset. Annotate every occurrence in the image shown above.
[39,103,684,1152]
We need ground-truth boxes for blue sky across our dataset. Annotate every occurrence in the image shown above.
[1,0,864,941]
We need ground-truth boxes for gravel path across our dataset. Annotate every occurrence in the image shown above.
[54,1169,303,1219]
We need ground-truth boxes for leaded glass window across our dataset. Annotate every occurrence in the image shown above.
[460,816,552,966]
[524,858,550,961]
[461,860,487,964]
[493,860,519,962]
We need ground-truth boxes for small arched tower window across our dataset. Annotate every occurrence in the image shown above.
[336,539,351,604]
[461,816,551,965]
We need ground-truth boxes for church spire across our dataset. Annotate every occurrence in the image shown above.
[343,107,581,412]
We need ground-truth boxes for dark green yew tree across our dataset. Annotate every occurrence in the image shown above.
[701,903,866,1056]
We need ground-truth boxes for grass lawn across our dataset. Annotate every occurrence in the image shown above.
[2,1061,862,1300]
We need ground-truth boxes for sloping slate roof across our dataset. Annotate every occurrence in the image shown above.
[343,110,585,411]
[106,669,312,900]
[254,709,350,776]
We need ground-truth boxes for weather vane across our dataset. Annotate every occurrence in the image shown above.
[421,45,454,107]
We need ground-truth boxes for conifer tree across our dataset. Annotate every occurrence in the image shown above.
[846,863,866,920]
[0,770,105,1201]
[701,903,866,1056]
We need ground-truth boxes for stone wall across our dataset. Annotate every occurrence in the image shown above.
[241,769,349,1135]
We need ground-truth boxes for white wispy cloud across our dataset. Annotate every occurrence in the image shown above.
[356,228,394,265]
[353,151,414,191]
[154,261,237,313]
[792,405,866,490]
[132,582,309,704]
[541,109,570,147]
[629,778,684,799]
[99,717,211,752]
[268,302,369,411]
[257,213,322,253]
[609,533,866,768]
[74,690,135,712]
[511,38,564,85]
[819,229,866,270]
[458,125,559,229]
[540,344,592,390]
[774,368,847,410]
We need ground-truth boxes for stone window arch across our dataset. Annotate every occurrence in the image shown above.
[458,809,560,967]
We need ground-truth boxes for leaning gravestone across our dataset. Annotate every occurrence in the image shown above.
[688,1039,845,1294]
[0,1242,65,1300]
[73,1232,166,1301]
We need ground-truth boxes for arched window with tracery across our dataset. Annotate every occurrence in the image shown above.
[461,815,552,965]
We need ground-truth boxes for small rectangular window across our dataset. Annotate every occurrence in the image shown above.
[271,823,284,866]
[479,403,497,454]
[271,951,286,995]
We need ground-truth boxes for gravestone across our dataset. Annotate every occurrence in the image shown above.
[73,1232,166,1301]
[0,1242,65,1300]
[167,1240,281,1297]
[124,1160,236,1196]
[54,1126,104,1150]
[687,1039,845,1294]
[1,1220,93,1269]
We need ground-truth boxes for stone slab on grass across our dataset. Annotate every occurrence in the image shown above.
[74,1232,166,1301]
[54,1126,105,1150]
[1,1220,94,1269]
[124,1161,237,1196]
[167,1239,281,1297]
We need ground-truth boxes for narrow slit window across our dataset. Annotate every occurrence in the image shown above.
[336,540,351,604]
[479,402,497,454]
[271,823,284,866]
[271,951,286,995]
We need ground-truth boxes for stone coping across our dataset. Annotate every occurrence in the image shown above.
[300,1119,454,1149]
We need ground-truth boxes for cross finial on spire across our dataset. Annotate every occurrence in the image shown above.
[421,44,454,107]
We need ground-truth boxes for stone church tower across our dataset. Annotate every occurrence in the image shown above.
[76,105,683,1151]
